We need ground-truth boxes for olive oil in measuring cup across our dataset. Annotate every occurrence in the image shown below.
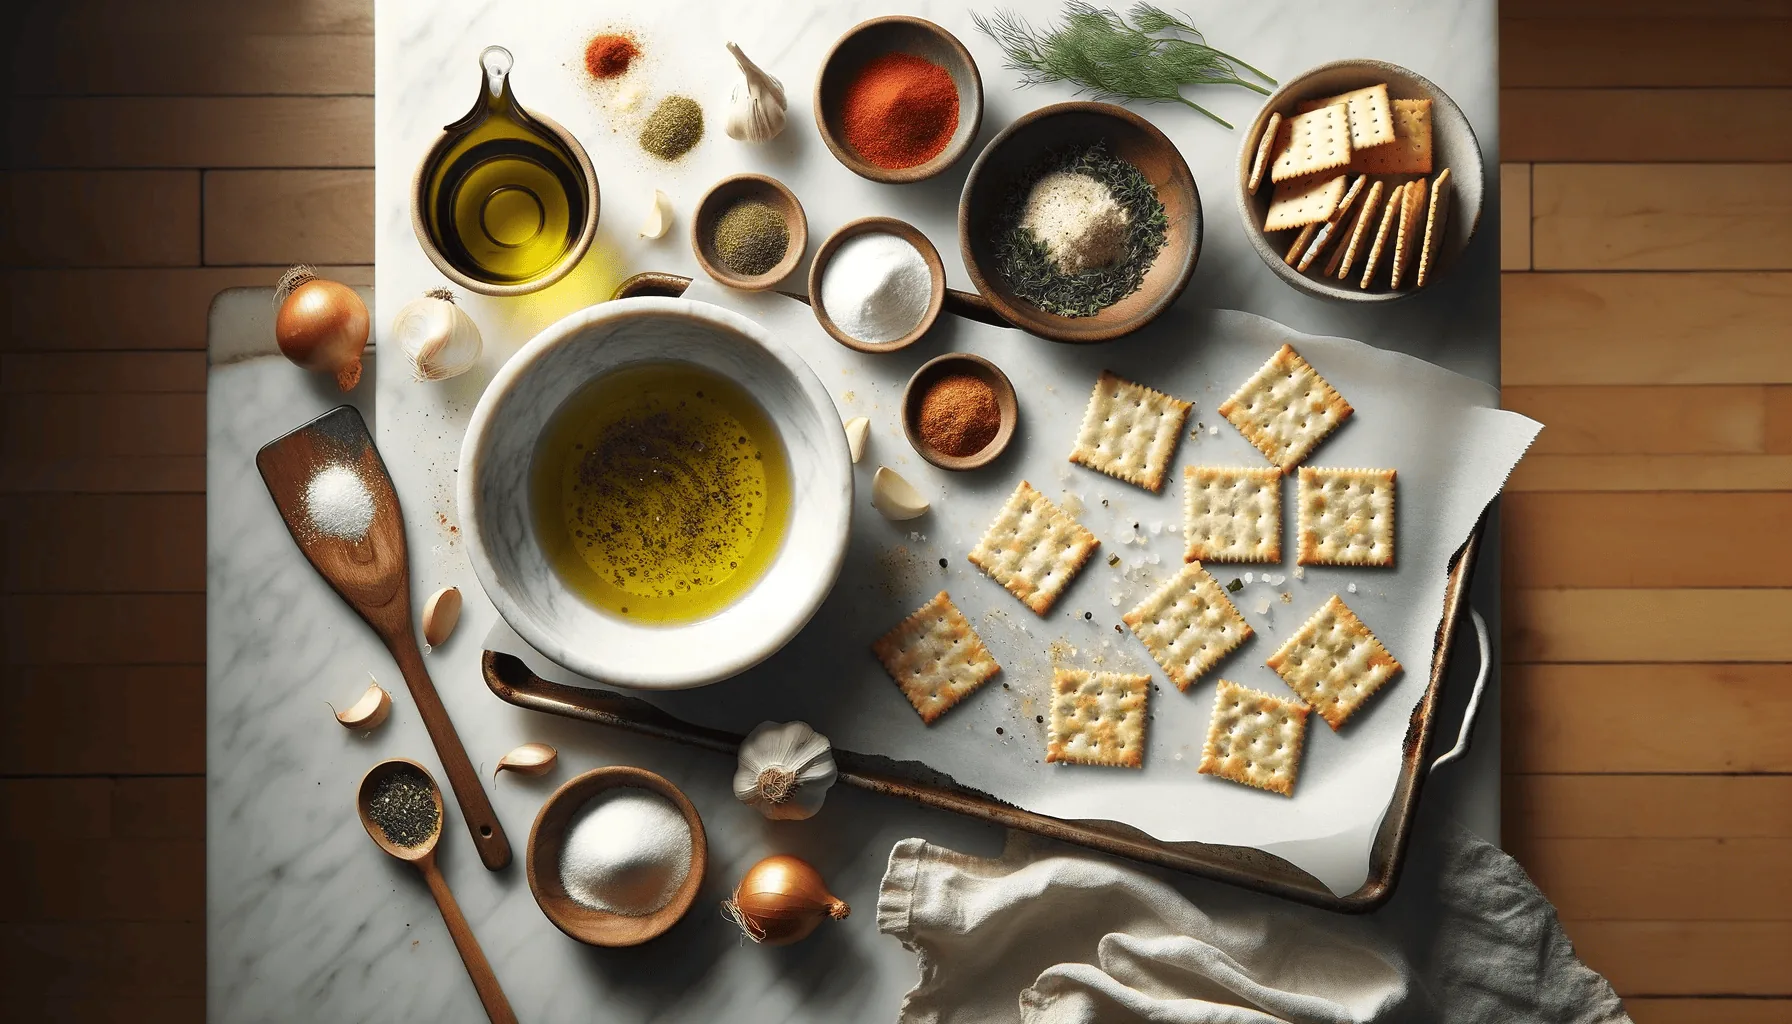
[415,46,597,292]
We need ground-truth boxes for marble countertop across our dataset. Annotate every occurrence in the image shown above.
[207,0,1501,1019]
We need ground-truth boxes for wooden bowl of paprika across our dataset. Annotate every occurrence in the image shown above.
[901,353,1018,471]
[814,16,984,184]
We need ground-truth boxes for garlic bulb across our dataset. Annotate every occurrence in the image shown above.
[733,721,837,820]
[392,288,482,381]
[723,42,786,143]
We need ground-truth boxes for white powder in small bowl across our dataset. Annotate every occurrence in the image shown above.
[819,232,932,344]
[558,788,693,917]
[305,464,375,541]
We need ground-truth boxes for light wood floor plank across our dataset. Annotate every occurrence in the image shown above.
[1513,837,1791,920]
[1,265,372,351]
[1505,776,1792,839]
[1507,588,1792,662]
[1,595,203,665]
[1766,385,1792,451]
[5,97,372,169]
[1509,454,1792,492]
[1504,385,1764,455]
[1502,17,1792,87]
[0,352,206,393]
[1534,164,1792,271]
[0,667,203,774]
[1568,921,1792,996]
[1626,999,1792,1024]
[1502,493,1792,588]
[1501,273,1792,385]
[1501,163,1531,271]
[2,494,203,592]
[0,171,199,268]
[202,169,371,266]
[1504,89,1792,162]
[1504,664,1792,772]
[8,33,372,96]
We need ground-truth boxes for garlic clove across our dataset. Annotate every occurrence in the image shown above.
[331,677,391,730]
[422,586,462,647]
[844,417,870,464]
[872,466,929,520]
[640,190,674,239]
[723,42,787,143]
[393,288,482,382]
[493,742,558,782]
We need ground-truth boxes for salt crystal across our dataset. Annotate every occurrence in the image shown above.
[1254,596,1273,615]
[306,464,375,541]
[1348,582,1358,593]
[1293,566,1305,580]
[1208,426,1219,436]
[1243,572,1254,584]
[1148,520,1164,535]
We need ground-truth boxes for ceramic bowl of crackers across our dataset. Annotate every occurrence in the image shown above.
[1234,59,1484,302]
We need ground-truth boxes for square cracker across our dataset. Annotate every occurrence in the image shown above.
[1248,111,1282,193]
[1267,594,1402,730]
[1359,182,1405,289]
[1264,173,1347,232]
[1417,167,1453,288]
[1123,561,1252,691]
[1296,174,1367,272]
[1390,176,1428,290]
[1296,83,1396,151]
[968,480,1099,615]
[1331,180,1385,279]
[1349,98,1432,175]
[1218,344,1353,472]
[872,591,1001,724]
[1198,679,1309,797]
[1069,371,1193,492]
[1270,104,1353,183]
[1183,466,1282,563]
[1046,668,1150,768]
[1297,467,1396,567]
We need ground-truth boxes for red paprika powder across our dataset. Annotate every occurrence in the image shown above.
[584,34,639,80]
[840,53,959,170]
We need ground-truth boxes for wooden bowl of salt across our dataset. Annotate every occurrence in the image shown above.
[526,766,707,947]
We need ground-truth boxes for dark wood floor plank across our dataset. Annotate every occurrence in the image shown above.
[0,352,206,393]
[202,169,371,266]
[1,595,204,665]
[0,171,199,268]
[5,97,372,169]
[9,32,372,96]
[0,667,203,775]
[1503,17,1792,87]
[1503,493,1792,588]
[1505,776,1792,839]
[1568,920,1792,996]
[1513,837,1792,920]
[3,494,204,592]
[1504,89,1792,163]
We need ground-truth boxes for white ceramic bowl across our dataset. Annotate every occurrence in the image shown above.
[459,298,853,689]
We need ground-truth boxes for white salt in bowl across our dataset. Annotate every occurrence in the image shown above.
[459,297,853,689]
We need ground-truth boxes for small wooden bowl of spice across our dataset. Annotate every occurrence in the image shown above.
[526,765,707,947]
[692,174,808,290]
[902,353,1018,471]
[809,216,945,353]
[814,16,984,184]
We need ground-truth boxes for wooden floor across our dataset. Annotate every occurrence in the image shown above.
[2,1,1788,1020]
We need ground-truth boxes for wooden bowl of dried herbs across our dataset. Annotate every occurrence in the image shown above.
[691,173,808,290]
[958,102,1200,344]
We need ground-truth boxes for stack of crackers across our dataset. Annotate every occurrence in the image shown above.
[867,348,1407,800]
[1248,83,1453,291]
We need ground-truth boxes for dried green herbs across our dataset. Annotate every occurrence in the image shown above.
[713,199,789,277]
[367,766,440,848]
[640,96,704,160]
[990,142,1167,318]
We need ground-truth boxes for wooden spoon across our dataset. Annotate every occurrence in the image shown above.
[257,405,510,870]
[357,759,517,1024]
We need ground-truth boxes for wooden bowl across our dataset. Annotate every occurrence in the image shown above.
[1234,59,1484,302]
[691,174,808,290]
[901,353,1018,471]
[807,216,945,354]
[525,766,707,947]
[814,16,983,184]
[959,102,1201,344]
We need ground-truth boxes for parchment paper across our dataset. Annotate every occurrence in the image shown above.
[490,282,1539,895]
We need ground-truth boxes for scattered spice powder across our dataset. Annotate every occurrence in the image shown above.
[840,52,958,170]
[918,373,1000,457]
[640,95,704,160]
[584,33,640,80]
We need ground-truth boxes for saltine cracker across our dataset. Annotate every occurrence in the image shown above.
[1267,594,1402,730]
[1248,111,1282,193]
[1349,98,1432,175]
[1198,679,1310,797]
[1123,561,1253,691]
[1295,83,1396,150]
[1217,344,1353,472]
[1046,668,1150,768]
[871,591,1002,724]
[1183,465,1282,563]
[1264,173,1347,232]
[1417,167,1453,288]
[1296,467,1396,567]
[1389,176,1428,290]
[1270,104,1354,183]
[968,481,1099,614]
[1068,371,1193,493]
[1359,181,1405,289]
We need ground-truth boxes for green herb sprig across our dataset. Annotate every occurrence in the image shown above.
[973,2,1275,128]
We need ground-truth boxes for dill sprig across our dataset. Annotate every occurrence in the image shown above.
[973,2,1275,128]
[990,142,1168,318]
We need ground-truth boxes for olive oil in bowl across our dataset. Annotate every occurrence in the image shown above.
[415,46,598,293]
[532,363,792,625]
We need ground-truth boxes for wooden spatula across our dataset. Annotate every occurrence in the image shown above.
[257,405,510,870]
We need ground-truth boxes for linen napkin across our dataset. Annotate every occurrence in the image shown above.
[877,824,1629,1024]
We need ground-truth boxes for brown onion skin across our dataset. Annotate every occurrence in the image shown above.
[276,277,368,390]
[728,854,850,946]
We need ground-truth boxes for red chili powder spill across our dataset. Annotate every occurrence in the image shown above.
[584,34,640,80]
[840,52,959,170]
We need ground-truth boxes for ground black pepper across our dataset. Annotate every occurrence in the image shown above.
[367,766,439,848]
[712,199,789,277]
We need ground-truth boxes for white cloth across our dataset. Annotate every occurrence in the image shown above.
[877,825,1630,1024]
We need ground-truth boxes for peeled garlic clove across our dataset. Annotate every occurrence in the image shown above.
[872,466,928,520]
[844,417,869,464]
[331,678,391,730]
[422,586,462,647]
[640,190,673,239]
[392,288,482,382]
[723,42,787,143]
[494,742,558,782]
